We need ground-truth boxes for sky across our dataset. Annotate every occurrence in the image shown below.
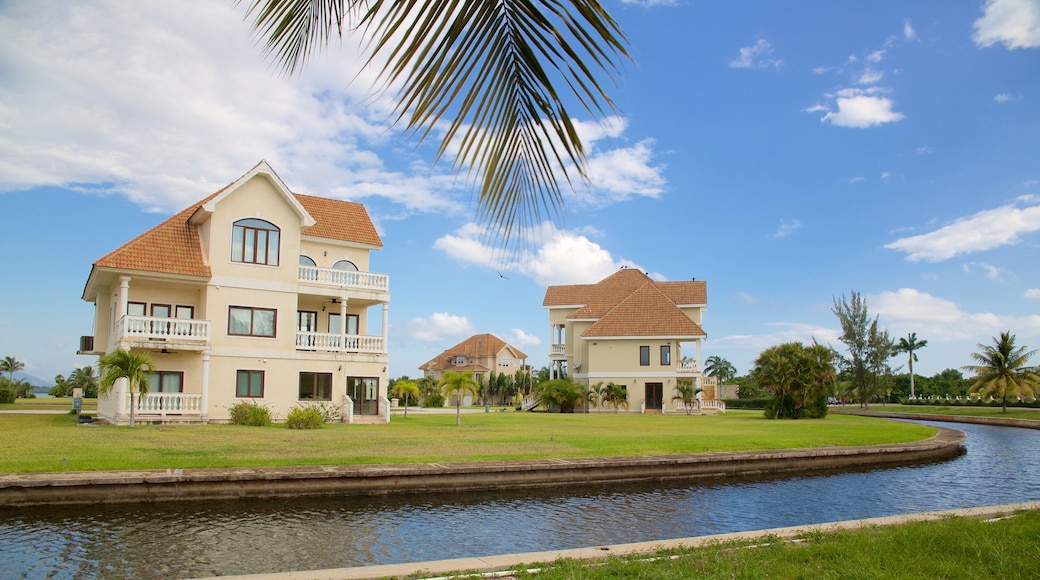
[1,0,1039,384]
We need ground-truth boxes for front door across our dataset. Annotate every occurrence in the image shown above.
[346,377,378,415]
[645,382,663,411]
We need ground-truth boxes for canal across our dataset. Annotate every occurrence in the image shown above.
[2,420,1038,579]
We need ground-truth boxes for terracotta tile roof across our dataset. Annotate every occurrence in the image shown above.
[420,333,528,372]
[295,193,383,248]
[89,165,382,279]
[543,268,708,339]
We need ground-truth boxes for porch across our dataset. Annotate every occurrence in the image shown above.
[296,332,385,354]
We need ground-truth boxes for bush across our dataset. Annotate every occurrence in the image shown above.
[285,406,324,429]
[227,401,272,426]
[0,387,15,404]
[422,394,445,408]
[723,398,770,410]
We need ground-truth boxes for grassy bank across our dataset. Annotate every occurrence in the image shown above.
[507,509,1040,579]
[0,410,936,474]
[0,397,97,412]
[837,404,1040,420]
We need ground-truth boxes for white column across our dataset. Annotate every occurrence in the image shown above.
[339,297,348,349]
[116,376,128,422]
[116,276,131,344]
[381,303,389,354]
[200,351,210,422]
[696,339,702,371]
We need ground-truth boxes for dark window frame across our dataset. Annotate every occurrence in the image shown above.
[228,306,277,338]
[236,370,265,398]
[660,344,671,366]
[127,301,147,316]
[639,345,650,366]
[231,218,281,266]
[299,372,333,401]
[147,371,184,393]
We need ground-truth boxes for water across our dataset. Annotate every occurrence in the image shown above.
[2,420,1039,579]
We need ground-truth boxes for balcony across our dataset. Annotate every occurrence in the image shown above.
[298,266,389,293]
[550,343,566,358]
[118,315,210,348]
[676,359,700,373]
[296,331,385,355]
[131,392,203,420]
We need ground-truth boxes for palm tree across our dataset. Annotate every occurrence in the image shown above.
[671,381,702,415]
[704,355,737,386]
[600,382,628,413]
[963,331,1040,413]
[242,0,628,247]
[98,349,155,427]
[895,332,928,399]
[390,379,420,419]
[438,370,480,426]
[1,356,24,382]
[69,366,99,398]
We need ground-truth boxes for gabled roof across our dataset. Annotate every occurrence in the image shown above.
[83,161,383,299]
[542,268,707,339]
[420,333,528,372]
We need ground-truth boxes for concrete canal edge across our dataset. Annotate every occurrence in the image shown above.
[209,501,1040,580]
[831,409,1040,430]
[0,427,965,508]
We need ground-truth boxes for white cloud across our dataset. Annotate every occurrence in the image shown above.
[734,292,758,305]
[866,51,887,64]
[885,200,1040,261]
[1025,288,1040,299]
[434,222,645,286]
[973,0,1040,49]
[857,68,884,84]
[577,138,667,204]
[510,329,542,348]
[994,92,1020,102]
[904,20,917,41]
[916,146,934,155]
[870,288,1040,340]
[711,322,840,351]
[963,262,1005,280]
[729,39,782,69]
[850,176,866,184]
[772,218,803,239]
[819,89,905,128]
[394,312,474,346]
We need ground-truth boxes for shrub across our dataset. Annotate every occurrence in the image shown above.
[422,394,445,408]
[227,401,272,426]
[309,401,343,423]
[0,387,15,404]
[285,406,324,429]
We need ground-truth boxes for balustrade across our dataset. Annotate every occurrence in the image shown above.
[298,266,389,292]
[120,315,210,342]
[130,392,203,417]
[296,331,385,354]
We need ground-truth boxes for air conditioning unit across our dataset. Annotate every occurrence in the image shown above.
[79,336,94,352]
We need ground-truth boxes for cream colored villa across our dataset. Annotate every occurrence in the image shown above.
[79,161,390,424]
[420,333,529,383]
[542,267,724,414]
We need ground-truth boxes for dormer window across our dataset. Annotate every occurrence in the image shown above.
[453,356,465,366]
[232,218,280,266]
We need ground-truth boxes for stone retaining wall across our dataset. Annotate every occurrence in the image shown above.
[0,427,964,508]
[831,409,1040,430]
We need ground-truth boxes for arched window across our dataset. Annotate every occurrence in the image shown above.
[231,219,280,266]
[298,255,316,266]
[332,260,358,272]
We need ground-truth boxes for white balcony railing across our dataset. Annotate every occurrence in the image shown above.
[130,392,203,417]
[120,315,210,342]
[298,266,389,292]
[296,332,385,354]
[550,344,566,356]
[676,359,700,373]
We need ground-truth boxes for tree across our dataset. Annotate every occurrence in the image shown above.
[963,331,1040,413]
[390,379,420,419]
[1,356,24,382]
[752,341,835,419]
[98,349,155,427]
[242,0,628,248]
[600,382,629,413]
[895,332,928,399]
[704,355,737,386]
[438,370,480,426]
[832,291,894,409]
[532,378,584,413]
[671,380,702,415]
[69,366,99,398]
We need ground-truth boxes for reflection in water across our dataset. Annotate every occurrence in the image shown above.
[2,421,1039,579]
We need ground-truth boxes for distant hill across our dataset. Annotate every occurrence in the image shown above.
[12,372,53,388]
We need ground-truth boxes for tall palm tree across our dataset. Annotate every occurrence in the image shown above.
[671,380,702,415]
[390,379,420,419]
[600,382,628,413]
[98,349,155,427]
[704,355,737,386]
[438,370,480,426]
[242,0,628,247]
[963,331,1040,413]
[1,356,24,382]
[895,332,928,398]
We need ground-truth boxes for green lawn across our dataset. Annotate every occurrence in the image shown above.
[0,410,937,474]
[0,397,97,412]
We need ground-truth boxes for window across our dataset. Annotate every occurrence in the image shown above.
[146,371,183,393]
[639,345,650,366]
[236,370,264,398]
[174,305,194,319]
[299,255,316,267]
[127,302,146,316]
[151,304,171,318]
[453,356,465,366]
[231,218,280,266]
[228,306,277,337]
[499,357,513,367]
[660,344,671,366]
[299,372,333,401]
[332,260,358,271]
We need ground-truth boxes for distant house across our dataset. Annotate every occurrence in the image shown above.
[79,161,391,424]
[420,333,529,404]
[542,267,724,414]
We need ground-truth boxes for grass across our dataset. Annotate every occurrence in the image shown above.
[840,403,1040,420]
[505,509,1040,579]
[0,410,937,474]
[0,397,97,412]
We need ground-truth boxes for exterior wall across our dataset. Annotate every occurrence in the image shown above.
[584,338,703,413]
[299,240,371,272]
